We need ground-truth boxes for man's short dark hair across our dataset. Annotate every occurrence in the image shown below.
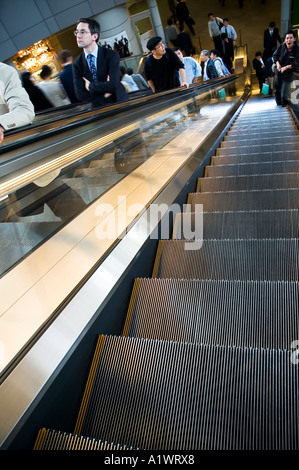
[286,29,296,37]
[269,21,275,28]
[210,49,220,56]
[223,18,229,22]
[59,49,72,64]
[77,18,101,40]
[40,64,52,79]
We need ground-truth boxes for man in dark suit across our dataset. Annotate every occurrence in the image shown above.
[200,50,218,80]
[252,51,265,92]
[263,21,282,61]
[72,18,128,108]
[59,50,79,104]
[175,0,195,36]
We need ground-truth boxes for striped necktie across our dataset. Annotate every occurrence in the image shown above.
[87,54,98,82]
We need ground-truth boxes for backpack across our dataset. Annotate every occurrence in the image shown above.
[216,18,224,31]
[215,57,230,75]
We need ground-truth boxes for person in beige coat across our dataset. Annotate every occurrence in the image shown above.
[0,62,35,143]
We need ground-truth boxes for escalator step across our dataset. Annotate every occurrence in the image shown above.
[227,129,297,139]
[217,142,299,156]
[124,278,299,350]
[188,189,299,212]
[222,136,299,148]
[172,210,299,239]
[198,173,299,192]
[74,335,299,450]
[206,161,299,177]
[153,239,299,281]
[34,428,137,450]
[230,121,293,130]
[233,113,291,122]
[213,150,299,164]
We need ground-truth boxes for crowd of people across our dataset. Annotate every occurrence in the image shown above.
[165,3,299,108]
[1,5,299,144]
[165,7,237,82]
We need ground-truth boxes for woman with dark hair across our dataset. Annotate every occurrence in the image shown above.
[21,71,53,112]
[37,65,70,107]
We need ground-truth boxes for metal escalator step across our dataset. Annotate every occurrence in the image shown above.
[232,118,292,127]
[172,210,299,239]
[206,161,299,177]
[228,124,294,135]
[153,239,299,281]
[234,113,291,122]
[188,189,299,212]
[226,129,297,139]
[221,135,299,148]
[217,142,299,156]
[198,173,299,192]
[124,278,299,350]
[75,335,299,450]
[213,150,299,164]
[33,428,137,450]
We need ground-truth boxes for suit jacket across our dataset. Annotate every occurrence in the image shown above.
[207,58,218,79]
[0,62,35,130]
[252,58,265,78]
[73,45,128,108]
[60,64,79,104]
[263,28,282,57]
[175,2,190,22]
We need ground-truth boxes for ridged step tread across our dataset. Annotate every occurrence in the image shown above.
[221,135,299,148]
[198,173,299,192]
[124,278,299,350]
[187,189,299,212]
[212,150,299,165]
[232,113,291,122]
[34,428,137,450]
[172,210,299,240]
[206,161,299,177]
[153,239,299,281]
[74,335,299,450]
[217,142,299,156]
[227,128,297,139]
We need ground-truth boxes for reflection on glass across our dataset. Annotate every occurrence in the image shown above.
[0,76,244,277]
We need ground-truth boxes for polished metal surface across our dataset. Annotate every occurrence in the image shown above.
[0,77,246,448]
[40,96,298,450]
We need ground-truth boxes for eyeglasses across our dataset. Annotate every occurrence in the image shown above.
[74,30,90,36]
[154,42,164,50]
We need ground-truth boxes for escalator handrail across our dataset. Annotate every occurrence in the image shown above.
[0,74,239,155]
